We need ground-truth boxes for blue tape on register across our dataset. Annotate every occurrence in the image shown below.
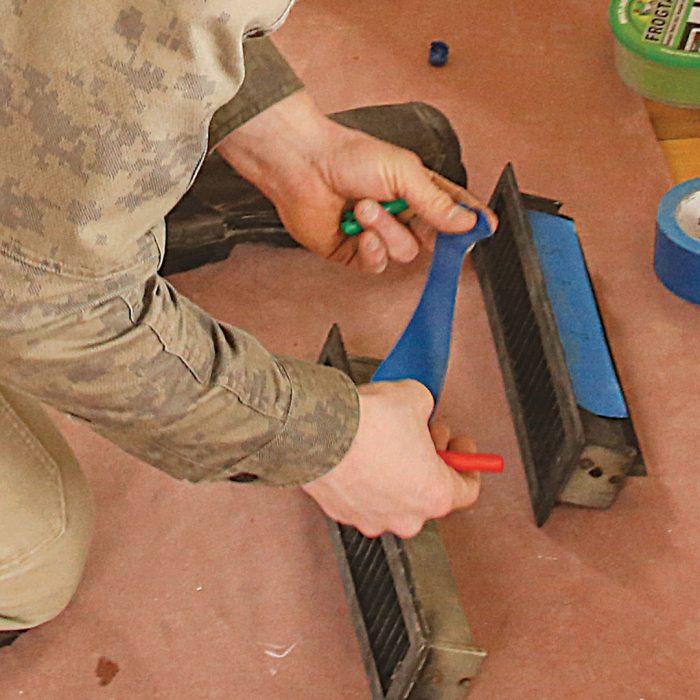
[528,211,628,419]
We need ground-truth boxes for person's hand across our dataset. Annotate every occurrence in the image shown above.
[217,91,498,273]
[301,380,481,538]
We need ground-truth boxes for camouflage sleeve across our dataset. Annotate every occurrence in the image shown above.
[208,38,304,149]
[0,235,359,486]
[0,1,360,485]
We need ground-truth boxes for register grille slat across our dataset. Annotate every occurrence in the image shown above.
[339,524,410,693]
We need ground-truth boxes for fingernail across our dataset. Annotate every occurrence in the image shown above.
[357,200,380,223]
[366,233,381,252]
[448,204,476,227]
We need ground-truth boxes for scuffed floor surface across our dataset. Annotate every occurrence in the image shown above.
[3,1,699,698]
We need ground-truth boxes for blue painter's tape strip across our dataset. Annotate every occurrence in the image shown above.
[654,179,700,306]
[528,211,629,419]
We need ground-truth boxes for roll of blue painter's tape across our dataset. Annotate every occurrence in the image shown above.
[654,179,700,306]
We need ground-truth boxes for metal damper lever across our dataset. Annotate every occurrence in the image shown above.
[346,201,504,474]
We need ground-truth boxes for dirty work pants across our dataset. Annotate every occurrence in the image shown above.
[0,103,466,631]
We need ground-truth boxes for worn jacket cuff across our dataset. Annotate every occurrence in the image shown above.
[230,357,360,487]
[208,38,304,149]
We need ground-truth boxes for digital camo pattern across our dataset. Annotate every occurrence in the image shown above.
[0,0,361,487]
[1,0,245,274]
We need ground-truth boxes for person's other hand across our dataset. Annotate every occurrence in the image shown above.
[217,91,498,273]
[301,380,481,538]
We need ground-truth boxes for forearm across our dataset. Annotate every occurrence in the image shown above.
[209,38,305,149]
[216,90,339,202]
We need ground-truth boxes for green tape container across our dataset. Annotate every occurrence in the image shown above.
[609,1,700,107]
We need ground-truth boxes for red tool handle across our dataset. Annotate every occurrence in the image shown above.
[437,450,504,474]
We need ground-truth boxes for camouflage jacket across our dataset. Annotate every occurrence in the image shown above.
[0,1,359,486]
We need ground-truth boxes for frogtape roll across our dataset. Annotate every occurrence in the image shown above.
[609,1,700,107]
[654,178,700,305]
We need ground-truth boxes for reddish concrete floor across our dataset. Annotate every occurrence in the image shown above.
[3,1,700,698]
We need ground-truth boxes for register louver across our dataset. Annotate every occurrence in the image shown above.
[473,165,645,525]
[319,325,486,700]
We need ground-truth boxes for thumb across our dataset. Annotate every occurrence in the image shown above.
[396,160,476,233]
[394,379,435,420]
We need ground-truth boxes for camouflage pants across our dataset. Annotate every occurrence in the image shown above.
[0,102,466,631]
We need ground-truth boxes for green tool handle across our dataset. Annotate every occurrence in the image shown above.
[341,198,410,235]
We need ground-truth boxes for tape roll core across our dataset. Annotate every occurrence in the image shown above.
[677,191,700,241]
[654,179,700,306]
